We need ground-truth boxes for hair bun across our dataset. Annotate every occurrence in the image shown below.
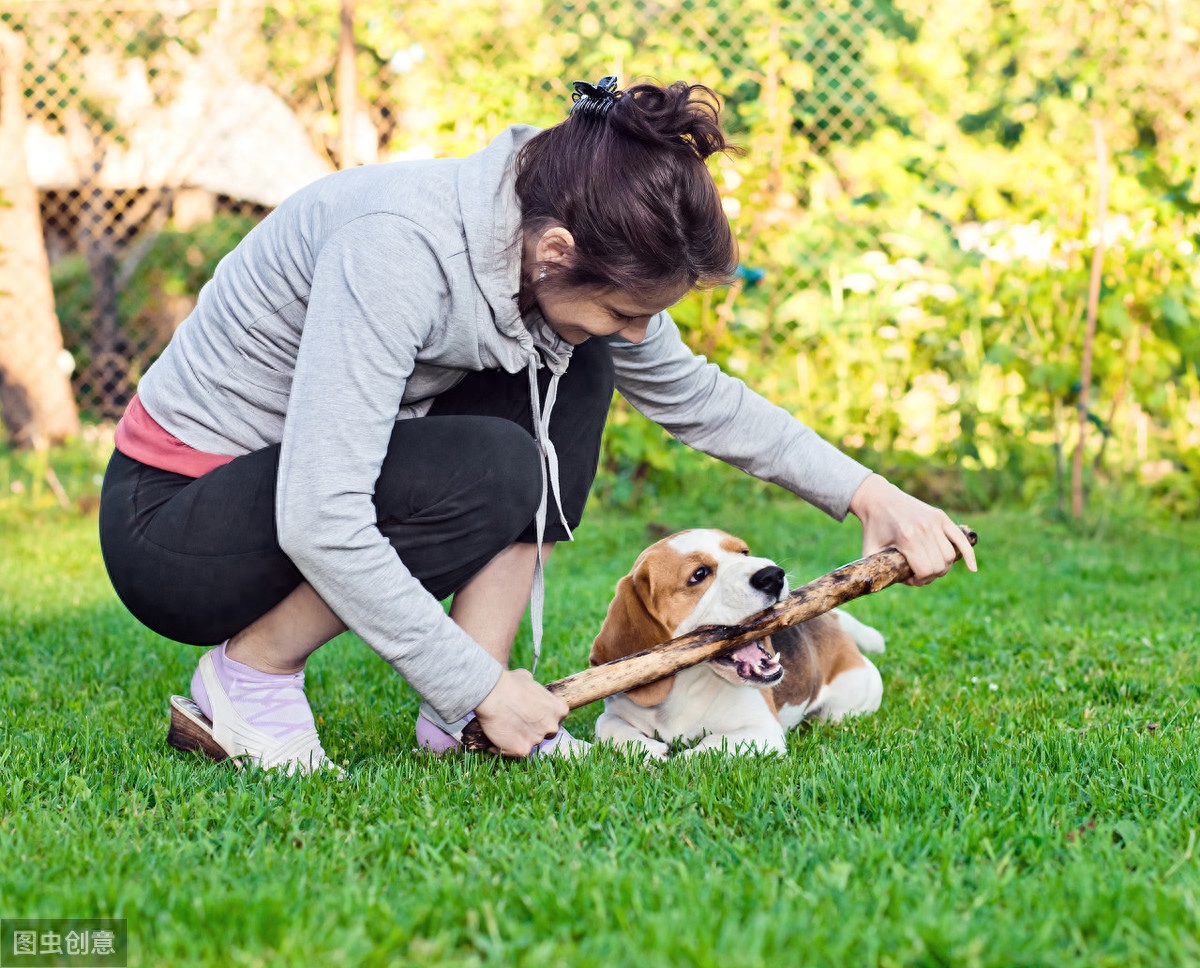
[516,76,739,298]
[606,81,731,161]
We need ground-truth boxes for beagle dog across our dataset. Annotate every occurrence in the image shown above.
[589,529,886,758]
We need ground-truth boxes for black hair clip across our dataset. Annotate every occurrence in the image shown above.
[570,75,622,118]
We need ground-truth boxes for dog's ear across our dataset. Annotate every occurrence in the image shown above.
[590,570,677,706]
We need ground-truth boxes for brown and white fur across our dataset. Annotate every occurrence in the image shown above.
[589,529,886,758]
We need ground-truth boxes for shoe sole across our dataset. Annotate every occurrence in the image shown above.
[167,695,242,768]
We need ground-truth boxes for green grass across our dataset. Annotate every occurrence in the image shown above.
[2,475,1199,967]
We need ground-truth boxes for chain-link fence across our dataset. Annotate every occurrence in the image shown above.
[1,0,892,418]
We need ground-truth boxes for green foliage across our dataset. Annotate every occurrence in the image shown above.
[567,0,1200,516]
[50,213,259,414]
[0,432,111,521]
[120,213,259,311]
[30,0,1200,516]
[48,256,96,365]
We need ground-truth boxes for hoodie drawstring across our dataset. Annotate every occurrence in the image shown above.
[526,356,572,674]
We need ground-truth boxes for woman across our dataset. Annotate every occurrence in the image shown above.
[99,78,976,773]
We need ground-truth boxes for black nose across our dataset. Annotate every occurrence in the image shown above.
[750,565,785,599]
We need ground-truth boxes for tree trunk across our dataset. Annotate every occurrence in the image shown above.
[0,26,80,446]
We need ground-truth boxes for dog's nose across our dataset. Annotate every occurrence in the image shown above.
[750,565,785,599]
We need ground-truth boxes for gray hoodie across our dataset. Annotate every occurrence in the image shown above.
[137,125,871,722]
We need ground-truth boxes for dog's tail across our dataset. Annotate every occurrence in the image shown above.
[832,609,886,653]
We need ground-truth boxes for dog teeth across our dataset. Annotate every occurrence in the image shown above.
[729,640,768,665]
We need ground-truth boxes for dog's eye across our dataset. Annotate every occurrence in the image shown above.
[740,549,750,556]
[688,566,711,585]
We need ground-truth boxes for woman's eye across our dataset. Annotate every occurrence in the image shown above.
[688,566,711,585]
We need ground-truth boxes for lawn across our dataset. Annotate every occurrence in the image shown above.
[1,473,1199,967]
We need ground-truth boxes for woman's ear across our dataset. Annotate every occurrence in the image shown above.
[534,225,576,268]
[589,571,676,707]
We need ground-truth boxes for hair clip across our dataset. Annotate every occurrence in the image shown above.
[570,76,622,118]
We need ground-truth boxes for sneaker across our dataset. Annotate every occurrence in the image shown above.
[167,649,342,777]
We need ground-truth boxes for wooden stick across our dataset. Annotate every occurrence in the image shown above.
[460,526,977,753]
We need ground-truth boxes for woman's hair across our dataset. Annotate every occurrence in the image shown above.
[514,80,739,299]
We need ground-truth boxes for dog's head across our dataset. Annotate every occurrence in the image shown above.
[589,529,788,705]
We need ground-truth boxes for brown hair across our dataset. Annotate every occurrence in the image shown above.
[514,80,739,300]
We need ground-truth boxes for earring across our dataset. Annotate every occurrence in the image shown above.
[538,266,547,282]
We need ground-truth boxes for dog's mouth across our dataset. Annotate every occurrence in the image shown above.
[713,640,784,686]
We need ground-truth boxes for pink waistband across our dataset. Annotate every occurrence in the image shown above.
[114,395,236,478]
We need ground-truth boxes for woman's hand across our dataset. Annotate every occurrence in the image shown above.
[848,474,977,585]
[474,668,569,757]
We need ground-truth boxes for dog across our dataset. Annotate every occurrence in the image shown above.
[589,528,886,758]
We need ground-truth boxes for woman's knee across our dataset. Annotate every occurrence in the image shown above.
[474,419,544,530]
[565,337,615,415]
[376,415,543,537]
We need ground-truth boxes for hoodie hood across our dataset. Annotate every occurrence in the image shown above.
[457,124,573,378]
[456,125,578,673]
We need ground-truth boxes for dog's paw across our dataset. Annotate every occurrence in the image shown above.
[637,738,671,761]
[594,735,670,761]
[682,734,786,757]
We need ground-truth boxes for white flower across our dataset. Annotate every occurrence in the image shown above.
[891,281,930,306]
[388,43,426,73]
[1087,214,1132,248]
[841,272,876,293]
[1007,221,1056,264]
[954,223,985,252]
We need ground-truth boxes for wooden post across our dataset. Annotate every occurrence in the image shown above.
[1073,118,1109,518]
[337,0,357,169]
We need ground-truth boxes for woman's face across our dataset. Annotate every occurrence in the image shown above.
[535,282,688,345]
[524,225,689,344]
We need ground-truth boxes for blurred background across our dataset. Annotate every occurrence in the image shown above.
[0,0,1197,518]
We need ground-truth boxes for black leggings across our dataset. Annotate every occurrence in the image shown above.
[99,338,614,646]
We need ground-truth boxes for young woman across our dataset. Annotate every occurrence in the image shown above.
[99,78,976,774]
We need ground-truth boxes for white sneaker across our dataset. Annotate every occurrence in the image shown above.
[167,651,343,777]
[532,728,592,760]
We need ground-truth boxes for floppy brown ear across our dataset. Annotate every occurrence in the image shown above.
[589,571,677,706]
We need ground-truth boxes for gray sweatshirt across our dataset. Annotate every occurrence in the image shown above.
[137,124,871,722]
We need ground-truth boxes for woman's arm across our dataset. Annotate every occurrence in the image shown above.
[610,312,976,583]
[609,311,872,520]
[276,215,504,724]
